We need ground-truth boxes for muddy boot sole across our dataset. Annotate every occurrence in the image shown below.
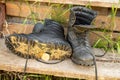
[5,34,72,62]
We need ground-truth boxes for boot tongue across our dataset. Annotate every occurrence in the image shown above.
[44,19,64,36]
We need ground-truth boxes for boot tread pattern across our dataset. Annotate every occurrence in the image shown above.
[5,35,72,61]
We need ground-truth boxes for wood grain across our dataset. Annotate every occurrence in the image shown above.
[2,22,120,46]
[28,0,120,8]
[6,2,120,31]
[0,0,5,3]
[0,39,120,80]
[6,2,51,20]
[2,23,34,35]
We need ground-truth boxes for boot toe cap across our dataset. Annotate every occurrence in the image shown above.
[71,49,94,66]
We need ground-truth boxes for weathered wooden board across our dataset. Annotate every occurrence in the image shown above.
[6,1,109,16]
[0,3,5,31]
[89,31,120,46]
[2,23,33,34]
[0,0,5,3]
[6,2,51,20]
[6,2,120,31]
[0,39,120,80]
[94,15,120,31]
[28,0,120,8]
[2,22,120,46]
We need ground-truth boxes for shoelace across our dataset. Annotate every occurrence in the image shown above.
[79,31,99,80]
[91,31,109,57]
[89,51,98,80]
[77,30,109,80]
[91,31,110,80]
[23,42,29,75]
[4,33,108,80]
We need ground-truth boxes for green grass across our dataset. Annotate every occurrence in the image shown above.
[85,2,120,53]
[50,4,72,25]
[0,70,81,80]
[92,1,120,53]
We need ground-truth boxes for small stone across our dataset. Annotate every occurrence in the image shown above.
[41,53,50,61]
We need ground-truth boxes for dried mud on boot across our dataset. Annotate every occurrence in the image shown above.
[5,34,71,61]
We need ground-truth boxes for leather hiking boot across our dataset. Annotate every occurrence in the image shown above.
[67,6,97,66]
[5,19,72,62]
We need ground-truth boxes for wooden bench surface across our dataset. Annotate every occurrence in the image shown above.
[28,0,120,8]
[0,39,120,80]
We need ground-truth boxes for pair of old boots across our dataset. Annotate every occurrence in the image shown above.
[5,6,97,66]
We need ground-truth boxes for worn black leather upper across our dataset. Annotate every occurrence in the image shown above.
[27,19,69,45]
[5,19,72,61]
[68,6,97,66]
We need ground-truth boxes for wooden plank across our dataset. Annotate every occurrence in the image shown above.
[2,23,34,35]
[0,3,5,37]
[92,7,108,15]
[0,0,5,3]
[6,2,120,31]
[2,22,120,46]
[6,1,110,17]
[28,0,120,8]
[89,31,120,46]
[0,3,5,31]
[94,15,120,31]
[0,39,120,80]
[6,2,51,20]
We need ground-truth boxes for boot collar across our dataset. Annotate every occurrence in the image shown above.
[69,6,97,28]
